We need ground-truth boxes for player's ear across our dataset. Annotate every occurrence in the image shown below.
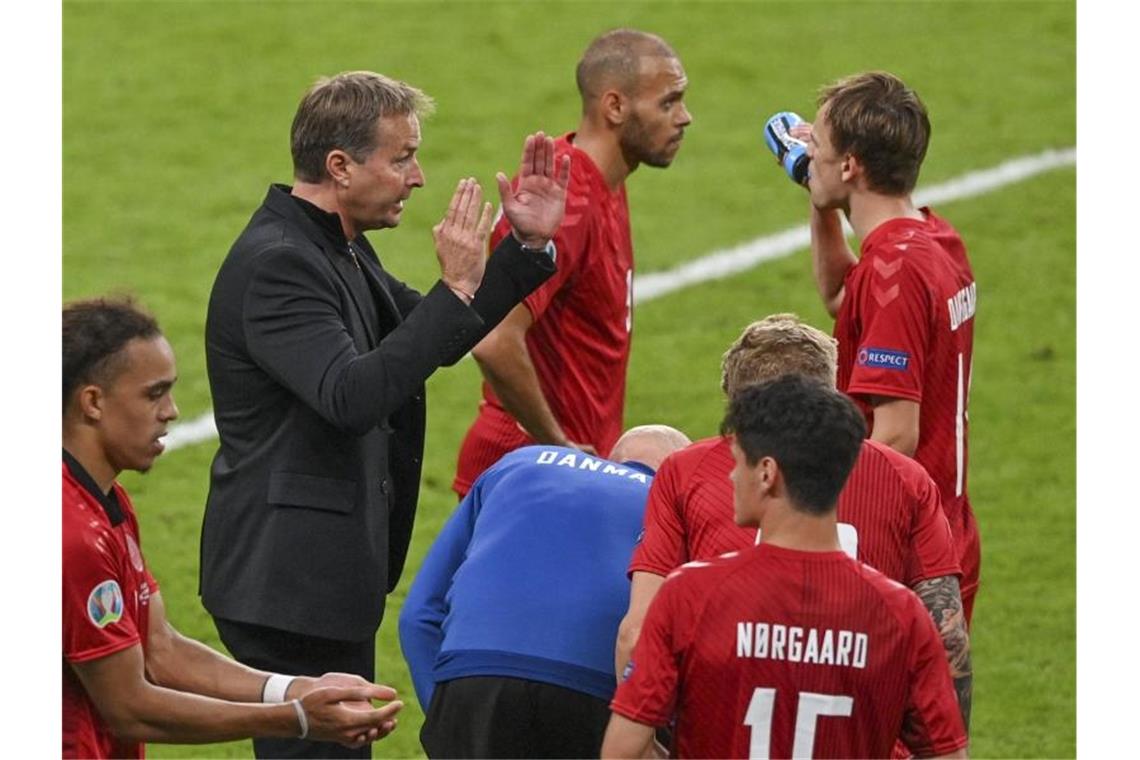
[841,153,861,184]
[756,456,778,495]
[599,89,627,127]
[77,384,105,422]
[326,150,353,188]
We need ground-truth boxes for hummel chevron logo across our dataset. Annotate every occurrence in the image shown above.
[873,283,900,306]
[873,257,904,278]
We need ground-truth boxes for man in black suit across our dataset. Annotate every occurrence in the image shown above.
[200,71,567,758]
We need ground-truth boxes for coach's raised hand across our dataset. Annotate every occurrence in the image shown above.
[434,177,495,300]
[498,131,572,249]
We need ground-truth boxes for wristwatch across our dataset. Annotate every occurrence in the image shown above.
[519,239,557,262]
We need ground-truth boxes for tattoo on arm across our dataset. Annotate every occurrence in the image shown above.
[914,574,972,731]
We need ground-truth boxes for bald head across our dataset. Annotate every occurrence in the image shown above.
[575,28,678,105]
[609,424,691,471]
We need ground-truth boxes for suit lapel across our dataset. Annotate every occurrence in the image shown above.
[353,239,402,330]
[263,186,405,348]
[326,243,382,348]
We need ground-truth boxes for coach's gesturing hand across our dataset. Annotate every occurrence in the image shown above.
[300,684,403,748]
[435,177,495,300]
[498,131,572,249]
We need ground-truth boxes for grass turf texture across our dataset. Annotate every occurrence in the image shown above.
[64,1,1075,757]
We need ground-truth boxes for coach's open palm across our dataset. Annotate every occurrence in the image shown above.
[434,177,494,296]
[498,131,572,249]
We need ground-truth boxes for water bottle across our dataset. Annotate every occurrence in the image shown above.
[764,111,810,185]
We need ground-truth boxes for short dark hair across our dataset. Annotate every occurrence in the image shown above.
[575,28,677,104]
[63,297,161,411]
[290,71,435,183]
[819,71,930,195]
[721,374,866,514]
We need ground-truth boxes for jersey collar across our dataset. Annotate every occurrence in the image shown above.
[621,460,657,477]
[62,449,126,526]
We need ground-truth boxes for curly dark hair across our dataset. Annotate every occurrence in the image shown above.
[721,374,866,514]
[63,296,161,411]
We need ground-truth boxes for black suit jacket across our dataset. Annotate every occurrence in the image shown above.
[200,184,554,640]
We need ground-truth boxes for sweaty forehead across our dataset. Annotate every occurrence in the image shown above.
[116,336,177,387]
[638,55,686,89]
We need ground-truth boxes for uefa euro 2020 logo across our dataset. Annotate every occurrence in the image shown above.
[87,580,125,628]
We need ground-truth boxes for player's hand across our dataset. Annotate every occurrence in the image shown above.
[434,177,495,297]
[789,122,812,142]
[498,131,572,249]
[299,684,403,747]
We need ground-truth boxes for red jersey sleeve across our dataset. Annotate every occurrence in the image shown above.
[628,453,687,577]
[62,520,144,664]
[845,257,932,403]
[904,468,962,585]
[899,595,969,757]
[610,575,689,726]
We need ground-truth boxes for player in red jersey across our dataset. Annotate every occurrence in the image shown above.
[602,376,968,759]
[452,28,692,496]
[62,298,402,759]
[616,315,970,732]
[786,72,980,623]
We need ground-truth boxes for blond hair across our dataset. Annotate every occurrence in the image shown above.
[720,314,837,397]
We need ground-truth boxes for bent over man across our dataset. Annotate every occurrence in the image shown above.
[401,425,689,758]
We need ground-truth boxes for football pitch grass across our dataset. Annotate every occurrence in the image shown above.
[64,2,1075,757]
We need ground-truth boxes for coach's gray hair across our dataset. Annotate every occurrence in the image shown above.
[290,71,435,183]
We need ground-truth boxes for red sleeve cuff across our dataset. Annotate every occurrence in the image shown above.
[845,382,923,404]
[64,635,139,664]
[908,565,964,585]
[609,698,669,728]
[913,735,970,758]
[627,560,673,579]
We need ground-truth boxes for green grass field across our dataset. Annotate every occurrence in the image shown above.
[64,1,1075,757]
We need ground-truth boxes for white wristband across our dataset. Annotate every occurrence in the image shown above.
[262,673,296,703]
[291,698,309,739]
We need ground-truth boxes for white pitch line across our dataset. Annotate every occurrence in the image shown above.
[635,146,1075,303]
[165,146,1075,453]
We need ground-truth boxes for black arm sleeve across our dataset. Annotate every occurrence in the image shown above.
[438,234,557,366]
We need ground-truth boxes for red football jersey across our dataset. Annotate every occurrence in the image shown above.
[63,459,157,759]
[453,132,633,495]
[612,544,968,759]
[834,208,979,611]
[629,436,960,589]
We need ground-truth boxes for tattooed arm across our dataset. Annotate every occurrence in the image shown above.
[913,575,972,731]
